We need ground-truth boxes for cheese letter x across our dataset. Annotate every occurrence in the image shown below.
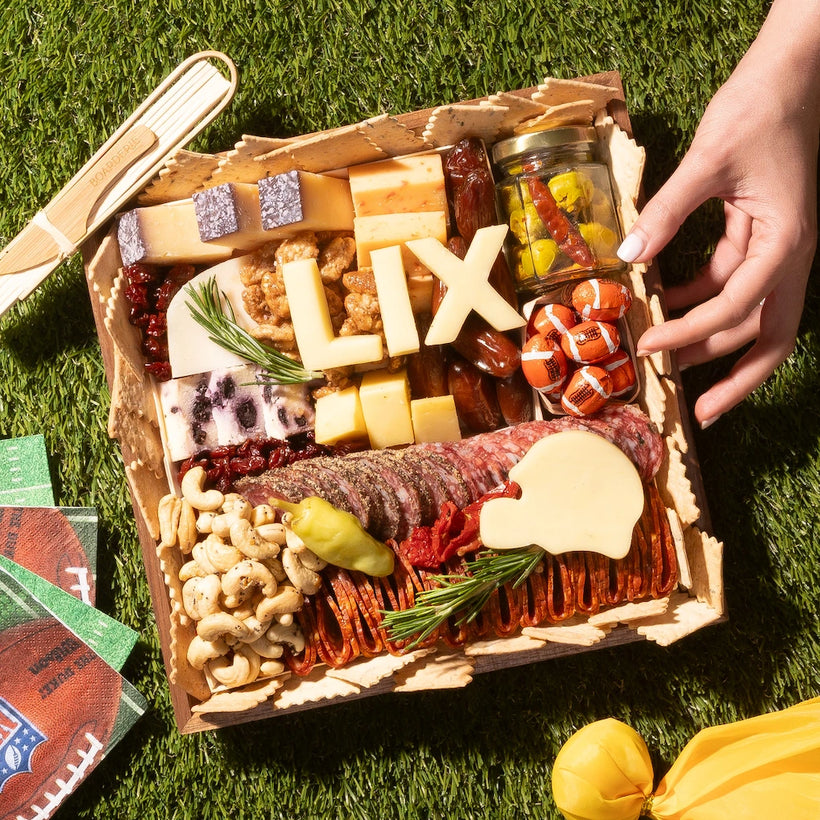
[406,224,526,346]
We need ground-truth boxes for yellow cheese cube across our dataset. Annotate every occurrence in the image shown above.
[348,154,447,217]
[411,396,462,444]
[314,387,368,446]
[370,245,420,357]
[354,211,447,268]
[358,369,414,449]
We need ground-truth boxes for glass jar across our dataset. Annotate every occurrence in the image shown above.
[492,127,625,297]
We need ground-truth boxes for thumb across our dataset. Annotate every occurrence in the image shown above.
[617,151,716,263]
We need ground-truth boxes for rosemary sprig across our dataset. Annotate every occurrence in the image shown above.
[184,277,323,385]
[381,547,544,649]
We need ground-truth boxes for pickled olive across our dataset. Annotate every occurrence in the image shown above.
[547,171,594,214]
[453,168,496,243]
[496,369,535,426]
[271,497,395,577]
[579,222,618,256]
[452,316,521,378]
[520,238,560,279]
[448,357,503,434]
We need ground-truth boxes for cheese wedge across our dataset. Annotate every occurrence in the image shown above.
[192,173,355,248]
[314,386,367,446]
[348,154,447,217]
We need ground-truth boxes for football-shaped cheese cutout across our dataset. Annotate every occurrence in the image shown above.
[0,618,122,818]
[598,349,637,397]
[560,320,620,364]
[521,334,568,393]
[530,302,577,345]
[561,365,612,416]
[0,508,95,603]
[571,277,632,321]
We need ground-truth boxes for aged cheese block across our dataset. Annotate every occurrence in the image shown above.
[371,244,420,357]
[354,211,447,268]
[193,173,355,248]
[359,369,414,449]
[117,200,235,267]
[411,395,462,444]
[282,258,383,371]
[348,153,447,217]
[314,386,368,446]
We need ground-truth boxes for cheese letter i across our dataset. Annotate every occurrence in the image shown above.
[371,245,420,357]
[406,224,526,346]
[282,259,383,371]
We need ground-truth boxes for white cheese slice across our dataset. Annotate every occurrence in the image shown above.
[406,224,525,346]
[282,258,383,371]
[371,245,420,357]
[166,256,259,379]
[479,430,644,559]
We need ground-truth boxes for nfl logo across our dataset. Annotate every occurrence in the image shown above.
[0,697,47,792]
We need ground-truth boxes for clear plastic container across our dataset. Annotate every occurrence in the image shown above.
[492,126,625,297]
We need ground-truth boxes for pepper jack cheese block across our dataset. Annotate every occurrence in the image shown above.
[479,430,644,559]
[314,386,368,446]
[192,173,355,248]
[282,258,383,371]
[411,395,462,443]
[348,154,447,217]
[371,245,420,357]
[354,211,447,268]
[407,224,526,346]
[358,369,414,449]
[117,199,236,267]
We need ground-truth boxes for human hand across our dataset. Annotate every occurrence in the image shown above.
[617,1,820,428]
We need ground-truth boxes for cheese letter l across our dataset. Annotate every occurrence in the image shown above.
[406,224,526,346]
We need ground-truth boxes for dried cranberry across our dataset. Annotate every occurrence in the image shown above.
[167,264,197,285]
[145,361,172,381]
[141,337,168,360]
[124,263,159,285]
[124,283,150,312]
[153,280,181,311]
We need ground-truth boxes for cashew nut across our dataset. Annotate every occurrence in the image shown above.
[259,659,286,678]
[186,635,229,670]
[196,611,253,643]
[179,560,206,582]
[221,559,277,609]
[180,466,224,512]
[277,613,294,627]
[296,547,327,573]
[196,511,217,534]
[256,522,286,546]
[229,593,260,621]
[285,526,306,552]
[158,494,182,547]
[177,498,198,554]
[238,614,273,644]
[282,547,322,595]
[221,493,251,516]
[248,634,286,659]
[192,535,224,575]
[201,536,244,574]
[182,574,222,621]
[265,620,306,654]
[255,585,303,623]
[251,504,277,527]
[230,518,281,560]
[208,644,261,688]
[262,556,288,583]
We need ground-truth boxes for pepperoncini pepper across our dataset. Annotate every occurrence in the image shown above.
[272,497,395,577]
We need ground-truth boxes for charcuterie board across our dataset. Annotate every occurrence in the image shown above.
[80,69,724,733]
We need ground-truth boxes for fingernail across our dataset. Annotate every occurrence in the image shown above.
[617,232,646,263]
[700,415,720,430]
[635,346,651,357]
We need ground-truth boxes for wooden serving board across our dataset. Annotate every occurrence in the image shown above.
[81,71,723,733]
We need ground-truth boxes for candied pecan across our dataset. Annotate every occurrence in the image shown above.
[317,234,356,283]
[275,232,319,267]
[240,240,280,285]
[251,322,297,349]
[344,292,383,333]
[342,267,377,295]
[242,284,272,324]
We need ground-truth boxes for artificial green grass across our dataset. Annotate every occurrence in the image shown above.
[2,1,819,818]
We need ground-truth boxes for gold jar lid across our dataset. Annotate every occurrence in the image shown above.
[491,126,597,166]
